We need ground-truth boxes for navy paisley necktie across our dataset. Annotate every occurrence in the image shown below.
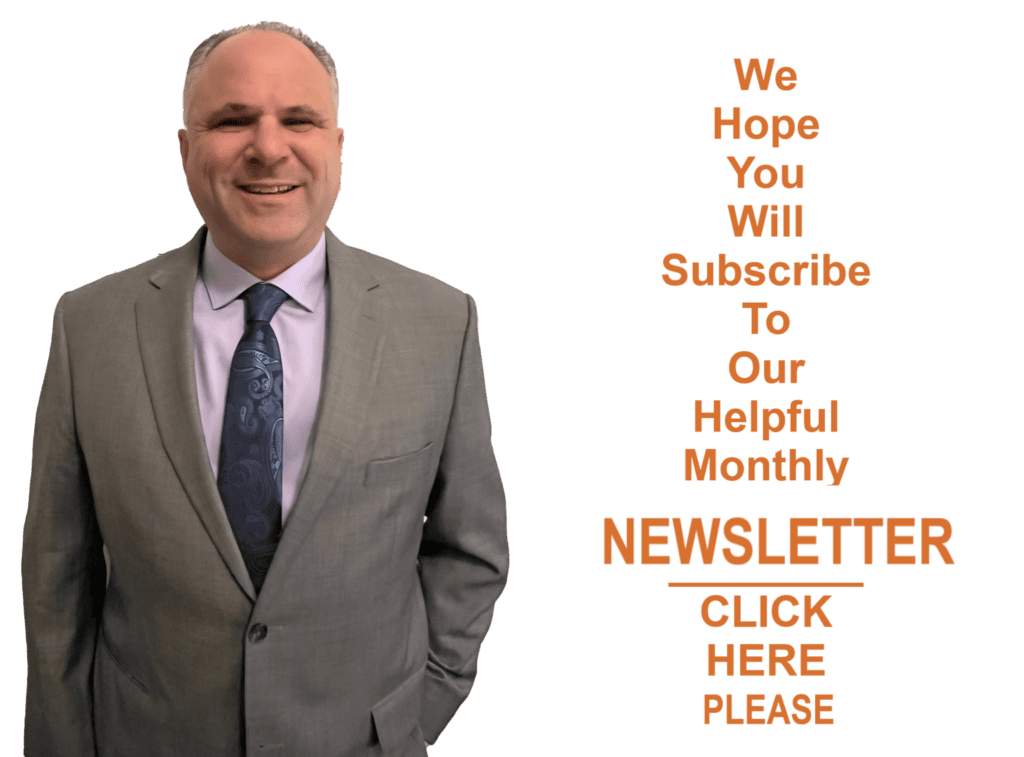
[217,282,290,592]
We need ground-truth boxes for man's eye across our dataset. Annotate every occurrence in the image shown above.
[286,119,313,126]
[217,118,248,127]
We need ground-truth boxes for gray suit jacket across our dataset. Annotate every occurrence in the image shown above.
[22,227,508,757]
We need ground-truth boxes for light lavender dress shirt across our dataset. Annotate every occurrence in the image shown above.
[193,232,327,523]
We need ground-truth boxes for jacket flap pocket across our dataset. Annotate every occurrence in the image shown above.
[371,667,425,753]
[364,443,434,487]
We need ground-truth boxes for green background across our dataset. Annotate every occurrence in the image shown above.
[4,0,1019,753]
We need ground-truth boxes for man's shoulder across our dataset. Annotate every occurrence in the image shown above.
[333,238,471,319]
[60,231,200,316]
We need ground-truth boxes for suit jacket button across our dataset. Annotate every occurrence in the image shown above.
[248,623,268,643]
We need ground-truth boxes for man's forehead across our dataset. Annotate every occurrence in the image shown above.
[207,29,320,66]
[194,30,331,101]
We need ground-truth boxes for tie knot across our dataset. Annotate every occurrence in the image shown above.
[242,283,289,323]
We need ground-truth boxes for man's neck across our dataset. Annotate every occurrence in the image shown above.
[209,230,325,281]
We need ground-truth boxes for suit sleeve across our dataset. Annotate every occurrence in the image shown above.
[22,294,106,756]
[418,294,508,743]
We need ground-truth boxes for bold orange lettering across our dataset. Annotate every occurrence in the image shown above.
[734,58,775,90]
[854,518,883,564]
[734,596,756,627]
[887,518,916,564]
[694,400,721,432]
[750,453,772,479]
[721,457,744,481]
[702,595,728,627]
[755,164,777,188]
[729,205,768,236]
[763,362,786,386]
[715,107,741,139]
[768,261,790,285]
[728,155,755,187]
[742,302,767,333]
[815,695,833,724]
[604,518,632,564]
[769,645,796,676]
[747,694,766,724]
[729,351,759,384]
[726,695,743,724]
[776,67,797,90]
[662,253,687,285]
[758,518,784,564]
[797,115,819,139]
[771,115,794,147]
[704,694,723,723]
[804,596,832,627]
[921,518,953,564]
[772,595,798,627]
[724,408,746,431]
[791,360,805,383]
[801,644,825,676]
[685,448,716,481]
[763,407,786,440]
[823,254,845,285]
[745,116,769,139]
[719,254,742,286]
[792,694,812,724]
[641,518,669,564]
[822,518,851,564]
[744,261,766,285]
[704,594,729,631]
[723,518,752,564]
[674,518,720,564]
[739,644,763,676]
[709,644,734,676]
[850,262,871,285]
[767,694,791,724]
[790,518,818,564]
[766,311,790,333]
[781,163,803,187]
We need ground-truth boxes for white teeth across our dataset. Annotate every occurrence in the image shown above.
[242,185,295,194]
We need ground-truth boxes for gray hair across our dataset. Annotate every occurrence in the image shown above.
[182,21,339,125]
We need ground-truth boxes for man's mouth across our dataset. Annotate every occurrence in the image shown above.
[239,184,299,194]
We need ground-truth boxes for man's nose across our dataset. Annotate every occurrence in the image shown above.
[246,118,288,166]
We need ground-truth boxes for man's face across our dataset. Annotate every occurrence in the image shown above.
[178,30,344,257]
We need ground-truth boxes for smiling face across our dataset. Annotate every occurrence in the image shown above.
[178,30,344,266]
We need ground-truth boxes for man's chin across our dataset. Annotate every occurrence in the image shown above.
[221,219,315,254]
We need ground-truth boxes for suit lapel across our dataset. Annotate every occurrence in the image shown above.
[262,229,386,595]
[135,227,257,601]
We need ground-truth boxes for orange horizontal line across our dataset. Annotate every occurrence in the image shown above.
[668,582,864,588]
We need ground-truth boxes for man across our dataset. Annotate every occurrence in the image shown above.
[22,21,507,757]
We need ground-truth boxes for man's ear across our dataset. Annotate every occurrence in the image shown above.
[178,129,190,170]
[336,128,345,174]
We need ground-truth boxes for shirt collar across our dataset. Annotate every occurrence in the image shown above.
[200,230,327,313]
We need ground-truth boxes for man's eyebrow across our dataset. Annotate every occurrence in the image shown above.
[205,104,327,121]
[207,103,257,119]
[281,105,327,120]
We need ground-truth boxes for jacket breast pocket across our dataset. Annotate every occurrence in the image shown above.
[364,443,434,488]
